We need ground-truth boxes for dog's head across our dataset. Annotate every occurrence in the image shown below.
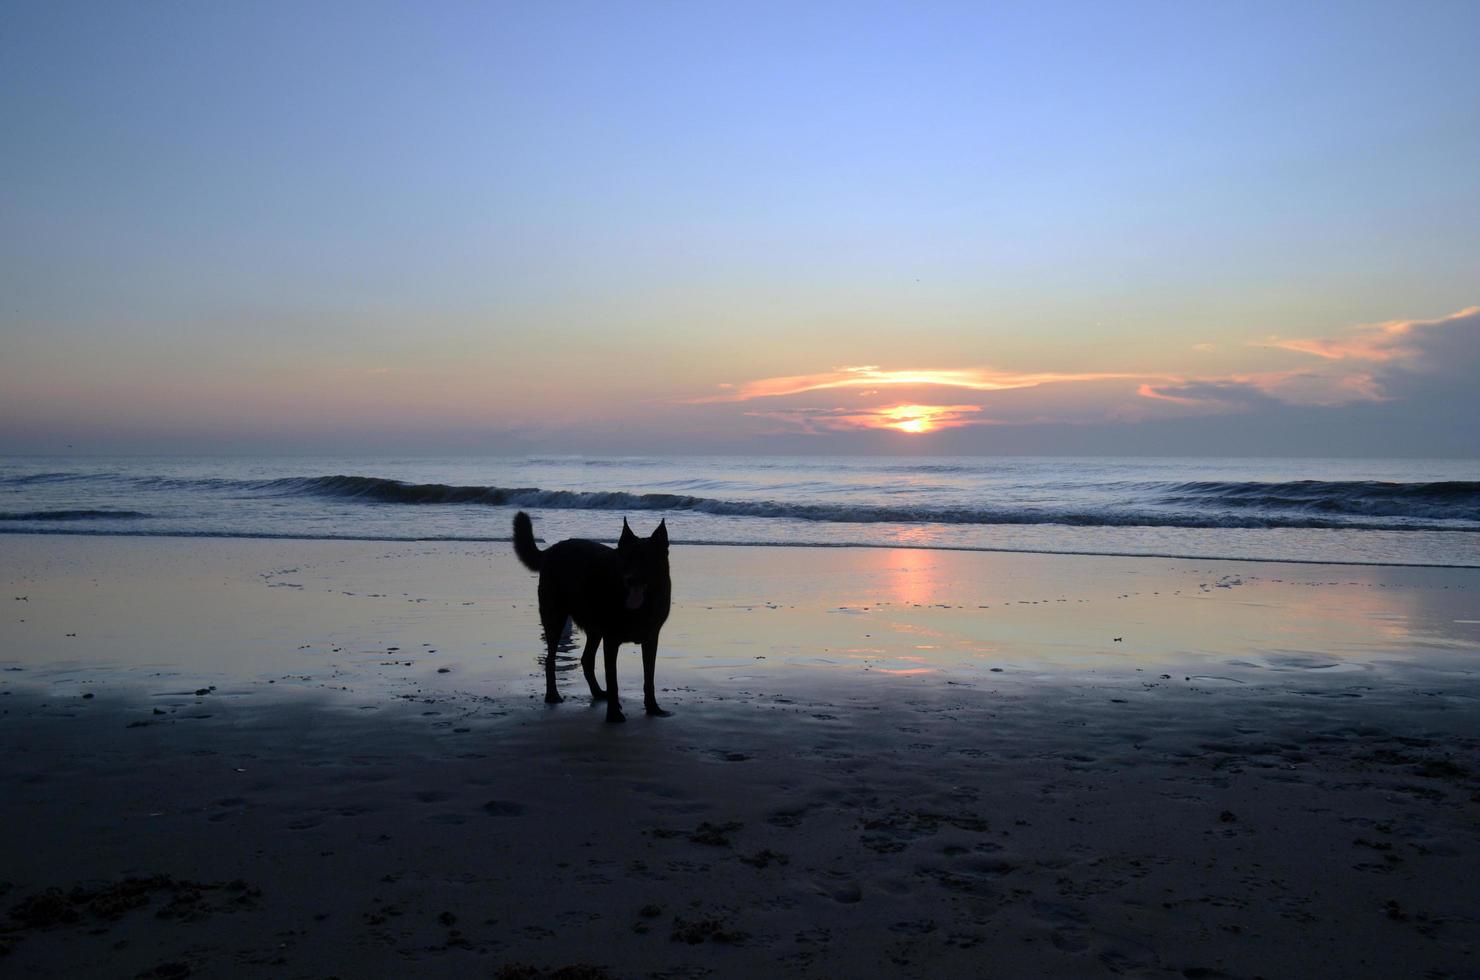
[618,517,669,610]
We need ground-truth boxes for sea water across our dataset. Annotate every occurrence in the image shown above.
[2,455,1479,567]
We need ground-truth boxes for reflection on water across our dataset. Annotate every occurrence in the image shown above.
[676,546,1480,683]
[539,616,583,673]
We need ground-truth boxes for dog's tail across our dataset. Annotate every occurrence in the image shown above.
[512,511,544,572]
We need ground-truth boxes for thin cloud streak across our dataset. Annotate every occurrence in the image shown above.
[689,366,1151,403]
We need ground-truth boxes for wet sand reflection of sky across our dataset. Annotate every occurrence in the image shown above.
[3,538,1478,697]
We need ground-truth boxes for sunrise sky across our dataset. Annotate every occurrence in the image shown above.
[3,1,1478,455]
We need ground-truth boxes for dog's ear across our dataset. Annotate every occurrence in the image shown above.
[620,517,638,550]
[652,518,668,550]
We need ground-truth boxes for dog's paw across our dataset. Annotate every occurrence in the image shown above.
[544,692,564,705]
[645,704,673,718]
[605,708,627,724]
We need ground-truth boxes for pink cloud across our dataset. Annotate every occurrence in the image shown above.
[685,307,1478,439]
[690,365,1147,403]
[1262,306,1480,363]
[1136,383,1203,407]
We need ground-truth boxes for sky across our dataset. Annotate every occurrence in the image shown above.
[2,0,1478,456]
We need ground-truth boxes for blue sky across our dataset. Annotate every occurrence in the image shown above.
[2,1,1477,454]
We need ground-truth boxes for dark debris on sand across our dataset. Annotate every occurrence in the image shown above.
[670,914,749,945]
[649,820,743,847]
[859,809,990,853]
[495,964,613,980]
[4,875,260,955]
[738,848,790,868]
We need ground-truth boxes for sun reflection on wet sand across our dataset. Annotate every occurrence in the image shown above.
[873,547,947,608]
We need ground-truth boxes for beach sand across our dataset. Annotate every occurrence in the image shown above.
[3,534,1479,978]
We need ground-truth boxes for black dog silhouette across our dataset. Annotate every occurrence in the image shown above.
[513,511,672,723]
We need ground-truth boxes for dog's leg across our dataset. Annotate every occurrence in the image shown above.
[603,636,625,723]
[539,601,564,705]
[581,632,607,701]
[642,638,671,717]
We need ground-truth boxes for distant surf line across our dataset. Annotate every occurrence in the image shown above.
[5,471,1480,532]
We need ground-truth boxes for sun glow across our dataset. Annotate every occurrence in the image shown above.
[690,366,1146,403]
[743,402,989,434]
[877,404,981,433]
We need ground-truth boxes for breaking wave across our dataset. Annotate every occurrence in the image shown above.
[3,471,1478,533]
[246,474,1480,531]
[1159,480,1480,521]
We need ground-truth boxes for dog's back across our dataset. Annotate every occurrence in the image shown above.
[537,538,627,630]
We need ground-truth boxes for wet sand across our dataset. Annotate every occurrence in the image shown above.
[3,534,1480,978]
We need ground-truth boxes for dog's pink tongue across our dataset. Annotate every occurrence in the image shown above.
[625,585,645,610]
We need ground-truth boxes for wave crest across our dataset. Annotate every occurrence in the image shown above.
[4,470,1478,533]
[1161,480,1480,520]
[0,509,151,521]
[262,474,1480,532]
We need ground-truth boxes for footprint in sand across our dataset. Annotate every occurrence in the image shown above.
[812,875,861,904]
[1030,899,1091,954]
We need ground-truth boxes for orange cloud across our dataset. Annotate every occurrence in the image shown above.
[1136,383,1202,406]
[864,404,984,433]
[690,307,1478,437]
[691,365,1145,403]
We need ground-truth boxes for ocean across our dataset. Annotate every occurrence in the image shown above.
[2,455,1479,567]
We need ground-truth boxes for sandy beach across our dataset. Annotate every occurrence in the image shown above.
[3,534,1479,978]
[10,0,1480,975]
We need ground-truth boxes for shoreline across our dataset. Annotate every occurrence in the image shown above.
[4,528,1479,570]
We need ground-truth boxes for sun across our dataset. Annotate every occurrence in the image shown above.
[877,404,977,434]
[756,402,987,435]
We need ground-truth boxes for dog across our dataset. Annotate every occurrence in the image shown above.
[512,511,672,723]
